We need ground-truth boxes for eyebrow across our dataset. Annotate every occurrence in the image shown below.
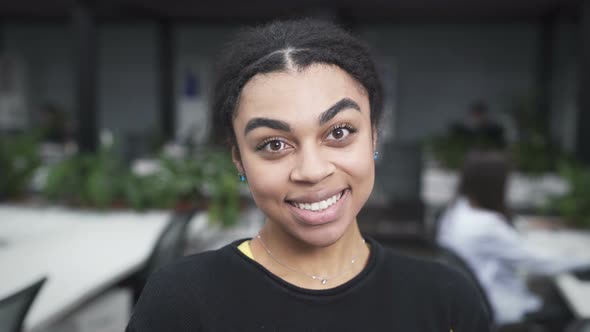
[319,98,361,125]
[244,118,291,135]
[243,97,361,136]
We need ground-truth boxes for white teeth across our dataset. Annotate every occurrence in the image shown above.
[291,191,344,212]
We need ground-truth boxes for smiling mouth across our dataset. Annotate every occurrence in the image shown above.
[286,190,346,212]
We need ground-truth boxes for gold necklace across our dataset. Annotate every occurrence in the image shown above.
[256,234,365,285]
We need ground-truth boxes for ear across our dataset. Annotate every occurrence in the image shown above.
[231,146,245,175]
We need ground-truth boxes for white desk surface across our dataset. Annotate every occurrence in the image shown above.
[0,205,170,332]
[521,229,590,261]
[530,228,590,319]
[422,167,568,209]
[555,273,590,318]
[516,217,590,318]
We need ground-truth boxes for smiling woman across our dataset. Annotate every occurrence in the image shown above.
[234,64,375,254]
[126,19,491,332]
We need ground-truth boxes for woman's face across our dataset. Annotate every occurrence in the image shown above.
[232,64,376,247]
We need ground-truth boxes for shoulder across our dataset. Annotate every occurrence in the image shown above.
[142,240,249,296]
[127,242,245,331]
[137,244,234,296]
[157,242,238,277]
[378,248,491,330]
[379,248,473,292]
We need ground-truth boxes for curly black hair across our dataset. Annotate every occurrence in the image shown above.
[211,18,383,148]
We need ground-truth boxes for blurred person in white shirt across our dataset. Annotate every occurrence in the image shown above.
[437,150,589,326]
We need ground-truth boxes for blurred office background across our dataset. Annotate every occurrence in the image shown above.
[1,1,590,332]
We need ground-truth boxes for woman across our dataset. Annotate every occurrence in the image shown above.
[127,19,490,331]
[437,150,589,325]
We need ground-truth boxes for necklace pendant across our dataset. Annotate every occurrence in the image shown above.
[321,279,327,285]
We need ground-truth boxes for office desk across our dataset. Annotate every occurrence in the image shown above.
[422,167,568,210]
[516,217,590,319]
[0,205,170,332]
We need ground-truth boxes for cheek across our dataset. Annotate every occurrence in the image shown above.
[337,147,375,186]
[242,157,290,202]
[334,134,375,177]
[330,138,376,202]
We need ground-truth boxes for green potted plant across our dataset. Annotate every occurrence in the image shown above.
[505,94,564,175]
[42,138,245,227]
[124,152,204,212]
[545,161,590,229]
[0,133,41,201]
[43,143,128,209]
[199,150,242,228]
[153,148,244,227]
[426,131,500,170]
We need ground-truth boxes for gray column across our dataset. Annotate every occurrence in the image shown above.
[0,22,3,53]
[577,0,590,163]
[536,14,554,139]
[157,21,175,142]
[72,2,98,152]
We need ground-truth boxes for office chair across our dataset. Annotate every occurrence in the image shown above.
[425,205,447,246]
[566,319,590,332]
[131,208,197,302]
[0,277,46,332]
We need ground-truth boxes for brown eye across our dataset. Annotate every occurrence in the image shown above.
[326,126,354,141]
[269,140,283,151]
[332,128,345,140]
[258,139,290,153]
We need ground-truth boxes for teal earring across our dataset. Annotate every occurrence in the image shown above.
[373,151,380,160]
[238,174,247,182]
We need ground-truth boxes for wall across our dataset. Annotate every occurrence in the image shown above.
[1,21,579,150]
[2,22,160,151]
[550,22,578,153]
[98,22,159,148]
[359,23,538,142]
[2,23,75,125]
[173,25,237,145]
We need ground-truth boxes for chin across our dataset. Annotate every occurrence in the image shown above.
[291,213,358,248]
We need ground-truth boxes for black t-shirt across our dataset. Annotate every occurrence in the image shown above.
[126,237,491,332]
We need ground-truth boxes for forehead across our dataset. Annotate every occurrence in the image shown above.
[235,64,369,123]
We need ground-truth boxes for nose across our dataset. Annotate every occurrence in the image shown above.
[290,145,335,184]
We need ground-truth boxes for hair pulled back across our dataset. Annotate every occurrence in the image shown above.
[211,19,383,147]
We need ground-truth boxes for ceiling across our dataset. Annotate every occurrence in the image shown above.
[0,0,582,22]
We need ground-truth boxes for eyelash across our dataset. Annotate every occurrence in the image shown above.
[255,136,285,151]
[255,122,358,153]
[327,123,358,139]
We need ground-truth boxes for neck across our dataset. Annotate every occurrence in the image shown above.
[251,220,369,289]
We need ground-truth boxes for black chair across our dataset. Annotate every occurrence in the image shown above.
[131,208,197,302]
[566,319,590,332]
[0,277,46,332]
[425,205,447,246]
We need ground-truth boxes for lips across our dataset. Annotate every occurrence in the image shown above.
[287,190,345,212]
[285,189,350,226]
